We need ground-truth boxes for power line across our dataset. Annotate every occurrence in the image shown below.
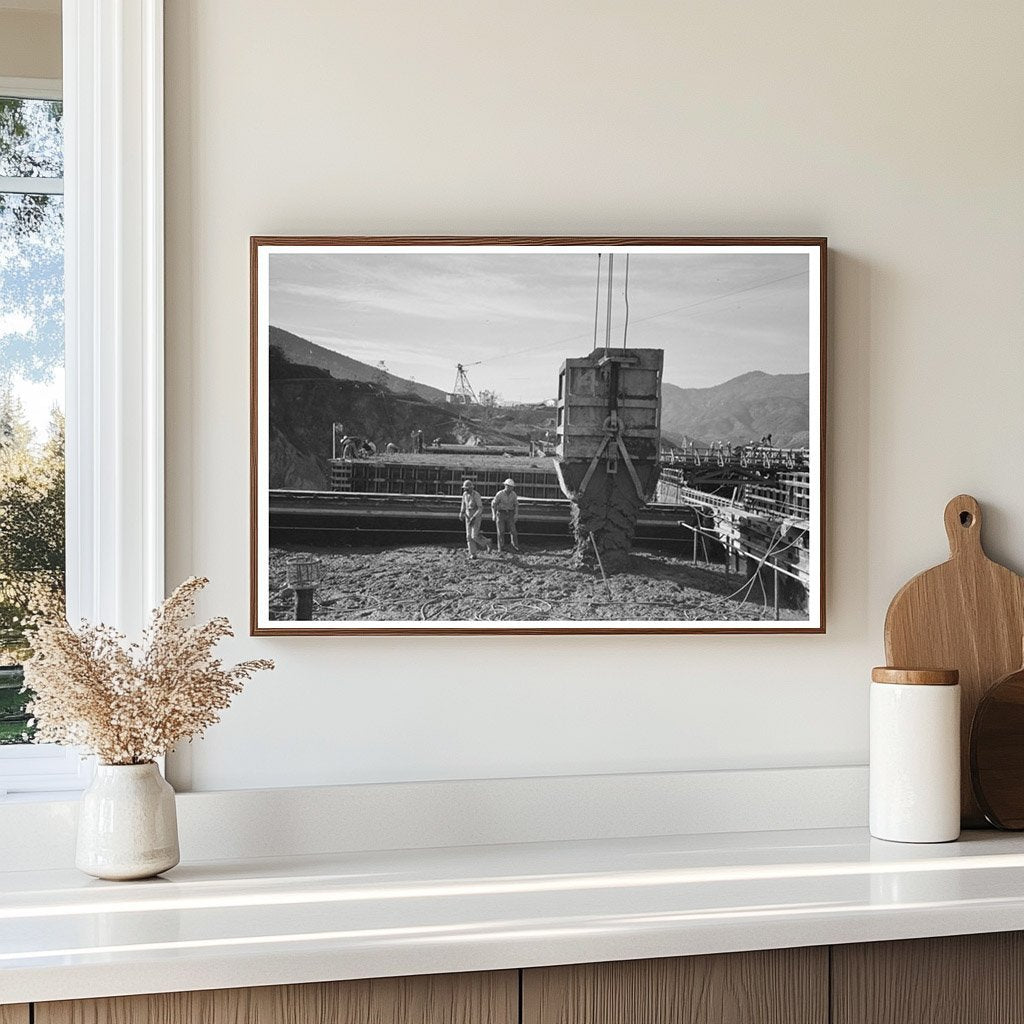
[465,268,808,368]
[625,268,808,332]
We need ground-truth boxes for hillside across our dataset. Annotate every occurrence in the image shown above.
[661,371,810,448]
[269,325,447,403]
[268,348,533,489]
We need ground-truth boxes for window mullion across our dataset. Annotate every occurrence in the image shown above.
[0,176,64,195]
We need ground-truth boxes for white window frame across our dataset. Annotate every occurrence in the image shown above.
[0,0,164,797]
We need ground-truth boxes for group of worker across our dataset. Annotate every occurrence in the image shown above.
[339,438,405,458]
[339,437,376,459]
[459,478,520,559]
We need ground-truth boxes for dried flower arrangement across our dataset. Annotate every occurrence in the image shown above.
[23,577,273,765]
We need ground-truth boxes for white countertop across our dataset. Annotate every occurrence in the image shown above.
[4,826,1024,1004]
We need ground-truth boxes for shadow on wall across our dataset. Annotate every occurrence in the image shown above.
[827,249,873,637]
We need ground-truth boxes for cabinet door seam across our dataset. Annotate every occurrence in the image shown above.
[827,945,833,1024]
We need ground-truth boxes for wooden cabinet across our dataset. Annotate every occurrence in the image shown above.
[832,932,1024,1024]
[34,971,517,1024]
[13,933,1024,1024]
[522,948,828,1024]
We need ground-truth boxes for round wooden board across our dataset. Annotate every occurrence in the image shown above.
[971,664,1024,829]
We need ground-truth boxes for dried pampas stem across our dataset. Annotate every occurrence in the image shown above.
[23,577,274,765]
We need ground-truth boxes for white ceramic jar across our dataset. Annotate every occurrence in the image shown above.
[76,762,180,880]
[870,667,961,843]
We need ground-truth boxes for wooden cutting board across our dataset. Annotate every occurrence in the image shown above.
[884,494,1024,826]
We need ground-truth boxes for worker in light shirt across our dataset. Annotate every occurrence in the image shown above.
[491,478,521,554]
[459,479,492,559]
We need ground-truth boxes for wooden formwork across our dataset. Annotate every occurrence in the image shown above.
[329,455,563,500]
[556,348,663,467]
[743,473,812,520]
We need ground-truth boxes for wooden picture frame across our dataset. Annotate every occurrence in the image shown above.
[251,236,826,635]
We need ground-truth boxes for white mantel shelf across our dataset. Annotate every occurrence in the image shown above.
[5,827,1024,1004]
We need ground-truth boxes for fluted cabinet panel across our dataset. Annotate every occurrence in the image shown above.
[523,948,828,1024]
[35,972,518,1024]
[832,933,1024,1024]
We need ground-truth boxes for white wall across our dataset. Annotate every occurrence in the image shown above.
[164,1,1024,792]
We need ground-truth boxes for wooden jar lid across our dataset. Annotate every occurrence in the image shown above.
[871,667,960,686]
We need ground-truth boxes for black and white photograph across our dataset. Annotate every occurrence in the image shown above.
[251,238,825,634]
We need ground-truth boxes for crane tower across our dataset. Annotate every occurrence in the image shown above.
[448,363,478,405]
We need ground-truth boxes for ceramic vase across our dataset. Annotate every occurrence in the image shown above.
[76,762,180,880]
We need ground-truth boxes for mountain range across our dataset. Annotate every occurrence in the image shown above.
[660,371,810,448]
[269,328,809,449]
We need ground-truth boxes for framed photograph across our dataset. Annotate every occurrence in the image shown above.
[250,236,826,635]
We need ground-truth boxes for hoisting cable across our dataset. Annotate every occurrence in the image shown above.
[592,254,602,351]
[622,253,630,349]
[604,253,614,355]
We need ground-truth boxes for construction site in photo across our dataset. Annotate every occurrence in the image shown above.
[263,247,815,626]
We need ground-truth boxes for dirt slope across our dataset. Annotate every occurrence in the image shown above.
[270,325,447,403]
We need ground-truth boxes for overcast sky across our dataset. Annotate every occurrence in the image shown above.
[269,250,810,403]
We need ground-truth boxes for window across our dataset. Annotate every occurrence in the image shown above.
[0,86,65,734]
[0,79,81,795]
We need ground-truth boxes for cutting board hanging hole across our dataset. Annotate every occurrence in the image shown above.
[944,494,983,557]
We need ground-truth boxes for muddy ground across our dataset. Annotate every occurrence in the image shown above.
[268,543,805,623]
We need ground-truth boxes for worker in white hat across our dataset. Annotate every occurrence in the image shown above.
[491,478,521,554]
[459,478,491,559]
